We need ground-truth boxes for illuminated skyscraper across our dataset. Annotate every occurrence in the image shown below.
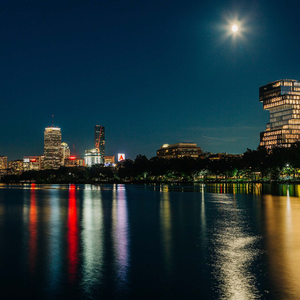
[95,125,105,160]
[44,126,62,169]
[61,142,70,166]
[260,79,300,149]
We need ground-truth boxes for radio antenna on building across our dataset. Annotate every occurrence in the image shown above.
[52,115,54,127]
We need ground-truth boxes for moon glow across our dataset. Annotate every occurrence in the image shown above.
[232,25,238,32]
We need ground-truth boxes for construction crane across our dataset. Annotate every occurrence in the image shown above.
[95,126,102,153]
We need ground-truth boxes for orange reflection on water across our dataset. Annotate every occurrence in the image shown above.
[263,194,300,299]
[29,186,37,273]
[68,184,78,283]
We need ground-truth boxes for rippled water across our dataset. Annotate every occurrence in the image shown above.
[0,183,299,299]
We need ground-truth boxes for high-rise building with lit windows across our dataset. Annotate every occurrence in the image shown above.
[44,126,62,169]
[95,125,105,160]
[61,142,70,166]
[260,79,300,149]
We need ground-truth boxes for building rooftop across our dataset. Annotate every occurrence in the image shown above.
[159,142,199,149]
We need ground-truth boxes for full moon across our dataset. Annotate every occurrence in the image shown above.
[232,24,238,32]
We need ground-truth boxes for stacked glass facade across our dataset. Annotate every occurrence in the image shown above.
[44,127,62,169]
[260,79,300,149]
[95,125,105,160]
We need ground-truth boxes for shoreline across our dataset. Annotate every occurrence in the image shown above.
[1,179,300,185]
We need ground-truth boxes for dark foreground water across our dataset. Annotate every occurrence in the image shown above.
[0,183,299,299]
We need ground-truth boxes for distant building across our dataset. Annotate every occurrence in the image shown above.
[40,155,45,170]
[84,148,104,167]
[105,155,115,165]
[64,156,85,167]
[95,125,105,160]
[208,153,243,161]
[8,159,23,175]
[157,143,202,159]
[61,142,70,166]
[260,79,300,149]
[23,156,43,171]
[44,126,62,169]
[0,156,7,170]
[0,156,8,177]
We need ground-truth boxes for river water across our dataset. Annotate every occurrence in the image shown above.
[0,183,299,299]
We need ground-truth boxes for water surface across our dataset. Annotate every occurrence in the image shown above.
[0,183,299,299]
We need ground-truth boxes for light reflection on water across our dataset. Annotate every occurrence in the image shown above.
[210,194,261,299]
[112,184,130,289]
[160,187,172,275]
[47,188,63,293]
[82,187,104,294]
[262,193,300,299]
[0,184,300,298]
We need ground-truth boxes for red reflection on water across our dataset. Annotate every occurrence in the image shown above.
[68,184,78,283]
[29,187,37,273]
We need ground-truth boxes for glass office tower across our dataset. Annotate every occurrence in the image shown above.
[260,79,300,149]
[94,125,105,159]
[61,142,70,166]
[44,126,62,169]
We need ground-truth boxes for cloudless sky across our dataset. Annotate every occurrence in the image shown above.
[1,0,300,160]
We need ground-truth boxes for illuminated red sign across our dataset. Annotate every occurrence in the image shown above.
[30,159,37,162]
[70,156,76,160]
[118,154,125,162]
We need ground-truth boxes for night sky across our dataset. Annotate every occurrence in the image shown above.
[1,0,300,160]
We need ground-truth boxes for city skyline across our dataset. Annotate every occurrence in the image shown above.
[1,1,300,160]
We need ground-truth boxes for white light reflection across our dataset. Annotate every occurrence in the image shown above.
[82,187,104,292]
[212,194,260,299]
[47,188,62,292]
[160,186,172,274]
[201,185,206,248]
[112,184,130,286]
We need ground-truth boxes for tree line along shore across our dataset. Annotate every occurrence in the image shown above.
[2,144,300,184]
